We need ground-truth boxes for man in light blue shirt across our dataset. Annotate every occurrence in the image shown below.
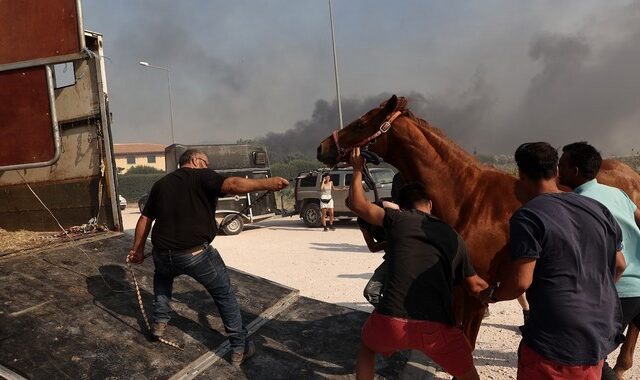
[559,142,640,380]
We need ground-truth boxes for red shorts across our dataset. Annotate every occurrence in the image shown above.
[517,342,604,380]
[361,310,474,377]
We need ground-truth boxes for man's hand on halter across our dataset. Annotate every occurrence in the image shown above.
[127,248,144,264]
[266,177,289,191]
[350,147,365,171]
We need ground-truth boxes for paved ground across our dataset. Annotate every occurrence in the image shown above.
[122,205,640,379]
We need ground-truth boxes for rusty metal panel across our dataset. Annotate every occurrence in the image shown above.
[0,66,57,167]
[0,0,84,67]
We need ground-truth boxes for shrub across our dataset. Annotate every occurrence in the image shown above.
[117,173,165,201]
[271,159,323,180]
[126,165,165,175]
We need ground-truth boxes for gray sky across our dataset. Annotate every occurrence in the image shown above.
[83,0,640,155]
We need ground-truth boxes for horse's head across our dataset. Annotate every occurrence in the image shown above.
[317,94,407,166]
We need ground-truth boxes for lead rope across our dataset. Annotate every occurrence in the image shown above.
[126,257,183,350]
[360,149,383,203]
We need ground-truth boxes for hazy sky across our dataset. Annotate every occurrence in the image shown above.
[83,0,640,155]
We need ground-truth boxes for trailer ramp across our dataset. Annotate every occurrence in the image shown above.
[0,234,435,379]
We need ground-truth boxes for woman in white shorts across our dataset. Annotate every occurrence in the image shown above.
[320,173,335,231]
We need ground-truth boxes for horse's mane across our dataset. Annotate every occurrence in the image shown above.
[377,96,512,176]
[394,99,489,170]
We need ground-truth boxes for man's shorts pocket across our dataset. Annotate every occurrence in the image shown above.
[421,328,447,354]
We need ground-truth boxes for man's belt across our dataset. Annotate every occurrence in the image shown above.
[155,244,208,256]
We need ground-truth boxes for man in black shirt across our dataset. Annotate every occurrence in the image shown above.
[347,148,487,380]
[127,149,288,366]
[483,142,625,379]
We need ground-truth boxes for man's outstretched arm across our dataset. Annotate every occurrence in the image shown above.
[221,176,289,194]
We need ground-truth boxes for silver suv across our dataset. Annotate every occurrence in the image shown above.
[294,167,396,227]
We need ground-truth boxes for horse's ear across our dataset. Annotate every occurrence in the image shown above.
[365,94,404,126]
[380,95,398,114]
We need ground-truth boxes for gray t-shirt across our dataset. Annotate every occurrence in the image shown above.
[510,192,623,365]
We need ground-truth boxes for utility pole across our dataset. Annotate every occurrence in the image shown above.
[328,0,344,129]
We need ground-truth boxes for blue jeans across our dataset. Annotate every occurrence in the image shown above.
[151,245,247,353]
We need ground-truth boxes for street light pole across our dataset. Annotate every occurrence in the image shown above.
[139,61,175,144]
[328,0,344,130]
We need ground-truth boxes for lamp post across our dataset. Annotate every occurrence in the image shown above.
[328,0,344,130]
[139,61,175,144]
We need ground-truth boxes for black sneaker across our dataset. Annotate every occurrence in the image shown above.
[323,226,328,232]
[231,340,255,367]
[151,322,167,339]
[329,225,335,231]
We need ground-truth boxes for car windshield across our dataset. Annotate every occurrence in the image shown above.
[371,170,395,184]
[299,175,317,187]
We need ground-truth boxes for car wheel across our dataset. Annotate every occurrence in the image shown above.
[302,202,322,228]
[138,194,148,213]
[221,214,244,236]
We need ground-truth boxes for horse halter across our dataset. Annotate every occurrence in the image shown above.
[332,110,403,160]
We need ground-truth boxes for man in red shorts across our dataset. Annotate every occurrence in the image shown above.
[347,148,487,380]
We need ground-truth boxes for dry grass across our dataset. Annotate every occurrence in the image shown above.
[0,228,57,255]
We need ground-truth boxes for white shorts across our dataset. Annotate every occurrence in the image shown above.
[320,198,334,209]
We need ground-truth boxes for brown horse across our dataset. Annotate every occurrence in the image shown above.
[317,95,640,352]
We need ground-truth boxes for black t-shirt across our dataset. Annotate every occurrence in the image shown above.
[378,209,475,324]
[357,216,387,254]
[357,218,386,241]
[510,192,623,365]
[357,201,389,256]
[142,168,226,250]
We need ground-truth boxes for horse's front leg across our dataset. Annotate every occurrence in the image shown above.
[615,324,639,379]
[460,293,487,349]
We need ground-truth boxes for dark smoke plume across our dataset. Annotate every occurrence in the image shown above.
[256,72,495,161]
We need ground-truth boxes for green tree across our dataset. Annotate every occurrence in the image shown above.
[125,165,165,175]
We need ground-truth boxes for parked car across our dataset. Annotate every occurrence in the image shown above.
[118,195,127,211]
[293,167,396,227]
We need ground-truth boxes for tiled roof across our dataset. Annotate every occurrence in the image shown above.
[113,143,166,155]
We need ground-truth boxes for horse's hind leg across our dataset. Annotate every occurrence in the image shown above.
[615,324,639,379]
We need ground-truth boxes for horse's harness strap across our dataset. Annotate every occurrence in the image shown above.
[333,110,402,158]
